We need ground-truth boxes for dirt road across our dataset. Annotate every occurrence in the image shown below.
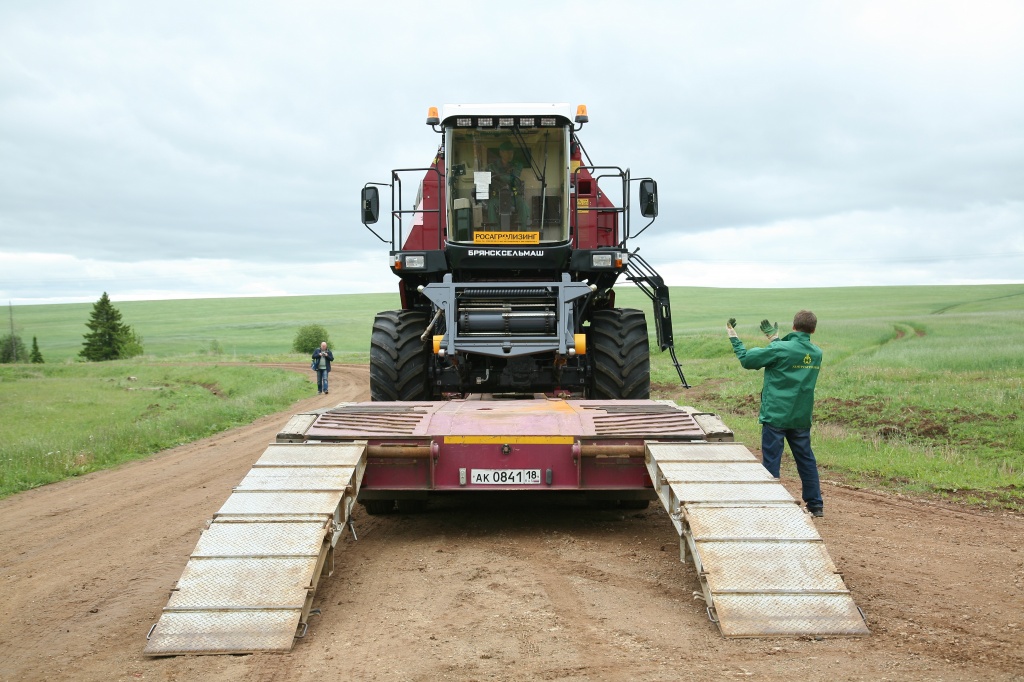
[1,365,1021,681]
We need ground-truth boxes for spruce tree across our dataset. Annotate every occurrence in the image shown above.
[30,336,44,363]
[80,292,142,361]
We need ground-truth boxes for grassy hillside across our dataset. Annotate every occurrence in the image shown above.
[7,292,398,362]
[2,284,1023,506]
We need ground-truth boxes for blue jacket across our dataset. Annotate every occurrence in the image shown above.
[312,348,334,372]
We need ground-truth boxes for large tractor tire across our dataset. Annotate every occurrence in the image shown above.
[369,310,431,402]
[588,308,651,399]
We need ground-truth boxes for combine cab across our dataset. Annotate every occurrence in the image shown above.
[143,104,867,656]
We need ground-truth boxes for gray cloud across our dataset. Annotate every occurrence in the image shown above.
[1,1,1022,302]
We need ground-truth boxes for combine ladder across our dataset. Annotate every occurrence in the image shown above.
[646,441,869,637]
[144,440,366,655]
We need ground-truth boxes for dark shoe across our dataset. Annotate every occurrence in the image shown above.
[808,507,824,518]
[324,390,328,394]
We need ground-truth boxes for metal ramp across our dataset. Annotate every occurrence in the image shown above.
[144,441,366,655]
[646,441,868,637]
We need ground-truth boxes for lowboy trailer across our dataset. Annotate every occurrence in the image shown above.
[144,104,867,655]
[144,397,867,655]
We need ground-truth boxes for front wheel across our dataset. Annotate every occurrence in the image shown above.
[588,308,651,399]
[369,310,431,401]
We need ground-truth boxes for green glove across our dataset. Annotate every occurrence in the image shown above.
[760,319,779,340]
[726,318,738,338]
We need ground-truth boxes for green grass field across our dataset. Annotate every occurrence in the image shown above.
[3,284,1023,507]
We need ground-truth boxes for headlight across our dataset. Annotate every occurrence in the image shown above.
[592,253,613,268]
[404,255,426,269]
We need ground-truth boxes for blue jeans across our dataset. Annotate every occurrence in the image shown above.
[761,423,823,510]
[317,369,329,393]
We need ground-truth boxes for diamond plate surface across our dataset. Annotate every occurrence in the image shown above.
[713,594,869,637]
[647,442,755,462]
[276,413,318,440]
[689,413,734,440]
[661,461,774,483]
[236,468,355,491]
[216,491,343,516]
[144,610,301,655]
[167,557,316,609]
[695,541,845,593]
[193,522,327,557]
[669,482,795,504]
[254,443,365,467]
[687,505,819,541]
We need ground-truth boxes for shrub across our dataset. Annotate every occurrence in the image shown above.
[1,334,28,363]
[292,324,331,354]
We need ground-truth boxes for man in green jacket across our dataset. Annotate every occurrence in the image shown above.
[727,310,824,517]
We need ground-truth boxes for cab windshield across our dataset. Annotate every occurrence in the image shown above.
[446,126,568,244]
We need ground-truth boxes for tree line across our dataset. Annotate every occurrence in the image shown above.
[2,292,143,364]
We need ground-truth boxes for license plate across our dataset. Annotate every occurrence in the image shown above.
[470,469,542,485]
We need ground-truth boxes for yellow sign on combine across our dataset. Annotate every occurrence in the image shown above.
[473,231,540,245]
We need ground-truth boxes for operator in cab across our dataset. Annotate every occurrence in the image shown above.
[487,140,529,230]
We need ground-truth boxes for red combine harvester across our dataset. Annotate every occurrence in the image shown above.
[350,103,689,513]
[143,105,867,657]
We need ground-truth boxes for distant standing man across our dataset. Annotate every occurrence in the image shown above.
[313,341,334,395]
[727,311,824,517]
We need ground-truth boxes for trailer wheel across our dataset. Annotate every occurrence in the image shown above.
[370,310,431,401]
[395,499,428,513]
[362,499,396,515]
[588,309,651,399]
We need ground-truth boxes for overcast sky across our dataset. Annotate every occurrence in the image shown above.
[2,1,1022,305]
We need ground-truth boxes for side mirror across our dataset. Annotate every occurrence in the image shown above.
[361,186,380,225]
[639,179,658,218]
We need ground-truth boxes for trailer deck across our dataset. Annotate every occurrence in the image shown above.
[145,398,865,655]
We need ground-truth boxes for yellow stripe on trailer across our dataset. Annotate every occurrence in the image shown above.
[444,436,576,445]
